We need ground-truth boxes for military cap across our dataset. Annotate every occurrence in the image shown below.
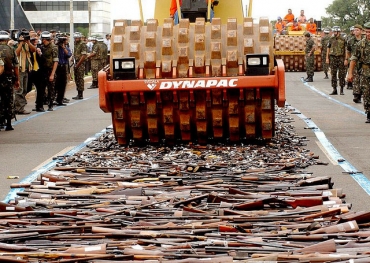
[304,32,311,37]
[354,24,363,30]
[332,26,341,32]
[0,30,10,40]
[74,32,82,38]
[40,31,51,40]
[363,22,370,29]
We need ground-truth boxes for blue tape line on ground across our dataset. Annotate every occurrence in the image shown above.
[3,125,110,203]
[13,94,98,127]
[302,80,365,115]
[288,104,370,195]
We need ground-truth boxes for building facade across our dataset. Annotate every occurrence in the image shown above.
[20,0,111,36]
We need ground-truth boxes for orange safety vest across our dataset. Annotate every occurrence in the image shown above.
[307,22,317,34]
[284,13,294,23]
[275,21,286,33]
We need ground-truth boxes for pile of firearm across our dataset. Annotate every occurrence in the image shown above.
[3,109,370,262]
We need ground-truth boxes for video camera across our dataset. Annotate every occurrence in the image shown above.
[9,29,30,41]
[55,34,68,45]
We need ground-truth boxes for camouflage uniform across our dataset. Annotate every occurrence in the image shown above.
[36,40,59,110]
[327,33,346,94]
[350,36,370,120]
[99,41,108,70]
[74,40,87,93]
[90,41,101,88]
[347,35,362,98]
[0,41,19,130]
[321,34,330,78]
[305,36,315,80]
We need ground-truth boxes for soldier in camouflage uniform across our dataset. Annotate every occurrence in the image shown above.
[98,37,108,71]
[0,31,20,131]
[72,32,87,100]
[348,22,370,123]
[304,32,315,82]
[35,31,59,111]
[321,28,331,79]
[346,24,363,103]
[87,37,100,89]
[326,26,347,95]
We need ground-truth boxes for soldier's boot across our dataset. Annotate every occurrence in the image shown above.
[5,118,14,131]
[347,81,353,90]
[48,103,54,112]
[353,94,362,103]
[324,72,329,79]
[340,87,344,95]
[329,88,338,95]
[88,81,98,89]
[306,76,313,82]
[366,112,370,123]
[72,91,83,100]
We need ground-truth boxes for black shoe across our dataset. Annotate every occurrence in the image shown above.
[329,91,338,95]
[47,107,53,111]
[305,77,313,82]
[353,95,362,103]
[72,95,83,100]
[63,98,70,103]
[56,103,67,106]
[36,107,45,112]
[5,125,14,131]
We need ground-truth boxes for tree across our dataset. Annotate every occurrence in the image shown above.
[76,27,89,38]
[323,0,370,32]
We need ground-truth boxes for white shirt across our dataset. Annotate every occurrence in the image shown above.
[103,38,110,52]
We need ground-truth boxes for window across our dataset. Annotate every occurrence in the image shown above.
[22,1,88,12]
[32,23,88,33]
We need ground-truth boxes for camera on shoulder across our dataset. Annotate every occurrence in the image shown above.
[55,34,67,45]
[9,29,30,41]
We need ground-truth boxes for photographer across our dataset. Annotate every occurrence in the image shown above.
[54,34,71,106]
[14,30,36,115]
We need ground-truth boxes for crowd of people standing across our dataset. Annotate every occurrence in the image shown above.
[0,29,110,131]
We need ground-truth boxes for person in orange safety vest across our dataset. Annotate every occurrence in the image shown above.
[306,18,317,35]
[291,20,302,31]
[284,8,295,23]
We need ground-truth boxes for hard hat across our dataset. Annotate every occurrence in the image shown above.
[97,37,104,42]
[323,27,331,33]
[74,32,82,38]
[0,30,10,40]
[40,31,51,40]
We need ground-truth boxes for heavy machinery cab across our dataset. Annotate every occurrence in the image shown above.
[181,0,219,22]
